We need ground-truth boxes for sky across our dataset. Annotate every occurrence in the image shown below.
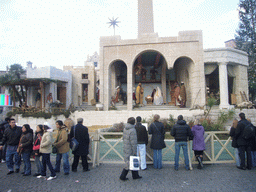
[0,0,240,71]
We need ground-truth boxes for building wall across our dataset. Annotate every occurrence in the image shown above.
[100,31,205,110]
[26,66,72,109]
[63,66,95,106]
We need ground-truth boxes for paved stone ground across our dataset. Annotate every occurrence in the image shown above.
[0,161,256,192]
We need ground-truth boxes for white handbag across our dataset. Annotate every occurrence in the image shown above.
[129,156,140,171]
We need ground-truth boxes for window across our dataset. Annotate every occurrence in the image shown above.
[82,74,88,79]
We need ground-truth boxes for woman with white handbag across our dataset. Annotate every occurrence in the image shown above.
[120,117,142,181]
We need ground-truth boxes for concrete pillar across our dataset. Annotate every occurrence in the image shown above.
[127,64,133,111]
[138,0,154,37]
[218,62,230,109]
[162,61,167,104]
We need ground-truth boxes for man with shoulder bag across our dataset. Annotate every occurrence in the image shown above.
[235,113,255,170]
[70,118,90,172]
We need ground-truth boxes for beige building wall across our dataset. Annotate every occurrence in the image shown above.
[63,66,96,106]
[99,31,206,110]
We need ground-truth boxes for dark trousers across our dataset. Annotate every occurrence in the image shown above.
[0,144,7,161]
[41,153,56,177]
[72,155,88,170]
[239,145,252,168]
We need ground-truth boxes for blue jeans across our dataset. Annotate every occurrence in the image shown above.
[6,145,21,171]
[41,153,56,177]
[251,151,256,167]
[54,152,70,173]
[175,142,189,170]
[35,155,42,174]
[235,148,240,167]
[153,149,162,169]
[22,152,31,175]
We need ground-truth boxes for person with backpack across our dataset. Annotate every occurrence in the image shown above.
[235,113,255,170]
[53,120,70,175]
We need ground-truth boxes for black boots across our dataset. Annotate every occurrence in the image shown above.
[120,169,142,181]
[132,171,142,179]
[120,169,129,181]
[196,156,203,169]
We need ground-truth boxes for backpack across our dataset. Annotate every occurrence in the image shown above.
[242,123,255,140]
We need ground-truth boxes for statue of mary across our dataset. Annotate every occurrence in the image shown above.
[154,87,163,105]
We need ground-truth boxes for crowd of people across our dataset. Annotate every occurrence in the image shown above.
[0,112,255,182]
[0,117,90,181]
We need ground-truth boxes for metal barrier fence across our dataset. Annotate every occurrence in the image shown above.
[91,130,236,168]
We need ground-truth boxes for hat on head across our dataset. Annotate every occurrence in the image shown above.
[43,122,52,130]
[181,81,184,84]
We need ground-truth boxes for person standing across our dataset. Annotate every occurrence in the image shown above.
[0,118,22,175]
[70,118,90,172]
[120,117,142,181]
[171,115,193,171]
[0,117,10,163]
[180,82,186,108]
[136,83,142,105]
[235,113,254,170]
[191,119,205,169]
[18,124,33,176]
[229,119,240,167]
[33,124,43,177]
[37,122,56,180]
[148,114,166,169]
[53,120,70,175]
[135,116,148,170]
[174,82,180,106]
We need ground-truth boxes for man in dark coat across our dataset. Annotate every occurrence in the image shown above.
[171,115,193,171]
[0,117,10,163]
[0,118,22,175]
[70,118,90,172]
[135,116,148,170]
[235,113,254,170]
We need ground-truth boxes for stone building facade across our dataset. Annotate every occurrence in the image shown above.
[98,0,249,111]
[63,65,96,106]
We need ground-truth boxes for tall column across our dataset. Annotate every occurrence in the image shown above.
[218,63,230,109]
[161,60,167,104]
[138,0,154,37]
[127,64,133,111]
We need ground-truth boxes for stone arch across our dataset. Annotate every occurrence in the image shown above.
[173,56,195,107]
[108,59,128,107]
[132,50,168,105]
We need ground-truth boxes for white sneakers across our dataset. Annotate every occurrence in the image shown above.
[47,176,57,181]
[37,175,56,180]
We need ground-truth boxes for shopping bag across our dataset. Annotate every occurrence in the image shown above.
[129,156,140,171]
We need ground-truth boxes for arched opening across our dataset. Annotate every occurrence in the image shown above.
[133,51,167,106]
[109,60,127,109]
[172,57,194,108]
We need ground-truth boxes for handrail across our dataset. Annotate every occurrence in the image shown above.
[92,130,235,168]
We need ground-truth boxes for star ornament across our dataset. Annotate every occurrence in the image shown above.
[107,17,120,35]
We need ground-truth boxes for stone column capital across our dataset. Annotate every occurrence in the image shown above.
[218,62,228,66]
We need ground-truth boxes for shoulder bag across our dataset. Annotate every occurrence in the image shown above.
[52,131,61,154]
[70,125,79,151]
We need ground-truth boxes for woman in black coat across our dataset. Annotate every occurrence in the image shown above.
[18,124,33,176]
[148,114,166,169]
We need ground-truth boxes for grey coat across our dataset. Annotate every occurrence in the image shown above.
[123,123,137,169]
